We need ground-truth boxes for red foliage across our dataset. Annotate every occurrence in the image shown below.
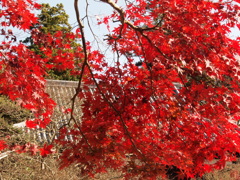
[11,143,49,156]
[0,0,40,30]
[0,0,240,179]
[39,144,54,157]
[0,140,7,151]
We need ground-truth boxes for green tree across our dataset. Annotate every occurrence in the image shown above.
[24,3,80,81]
[38,3,72,34]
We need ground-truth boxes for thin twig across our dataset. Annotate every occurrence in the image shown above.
[85,0,101,50]
[70,0,93,152]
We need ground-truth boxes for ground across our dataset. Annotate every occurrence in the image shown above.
[0,153,240,180]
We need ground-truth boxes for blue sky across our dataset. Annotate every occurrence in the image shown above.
[37,0,125,63]
[38,0,115,25]
[37,1,123,45]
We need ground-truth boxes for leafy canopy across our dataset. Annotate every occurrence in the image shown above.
[0,0,240,179]
[23,3,80,80]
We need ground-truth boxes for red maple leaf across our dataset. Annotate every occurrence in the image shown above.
[39,144,53,158]
[26,120,38,129]
[0,140,7,151]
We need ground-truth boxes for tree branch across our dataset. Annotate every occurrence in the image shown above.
[70,0,93,152]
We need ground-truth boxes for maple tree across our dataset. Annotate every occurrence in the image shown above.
[0,0,240,179]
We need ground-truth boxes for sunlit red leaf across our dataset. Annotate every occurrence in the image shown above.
[0,140,7,151]
[39,144,54,158]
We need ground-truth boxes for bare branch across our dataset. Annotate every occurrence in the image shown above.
[71,0,93,152]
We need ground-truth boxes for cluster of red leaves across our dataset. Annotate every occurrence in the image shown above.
[31,29,83,72]
[57,0,240,179]
[0,0,39,157]
[12,143,53,157]
[0,0,40,30]
[0,2,82,128]
[0,0,78,159]
[0,0,240,179]
[0,140,7,151]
